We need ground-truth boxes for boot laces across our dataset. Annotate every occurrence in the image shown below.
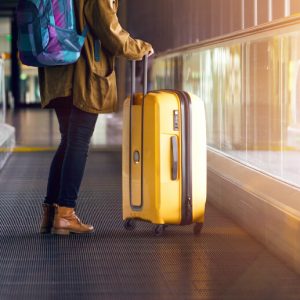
[72,212,82,225]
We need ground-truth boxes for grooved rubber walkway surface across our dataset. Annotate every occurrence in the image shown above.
[0,151,300,300]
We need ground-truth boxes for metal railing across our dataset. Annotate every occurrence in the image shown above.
[155,14,300,59]
[0,59,6,124]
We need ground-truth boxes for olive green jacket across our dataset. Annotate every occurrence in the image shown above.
[38,0,152,113]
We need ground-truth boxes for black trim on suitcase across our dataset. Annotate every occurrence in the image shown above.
[177,91,193,225]
[184,92,193,225]
[177,91,187,224]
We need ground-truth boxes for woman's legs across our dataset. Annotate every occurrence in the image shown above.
[57,105,98,207]
[44,105,72,205]
[45,105,98,207]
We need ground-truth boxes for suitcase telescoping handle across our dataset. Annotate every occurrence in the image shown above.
[129,55,148,209]
[131,55,148,100]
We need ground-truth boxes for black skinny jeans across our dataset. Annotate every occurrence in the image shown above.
[44,105,98,208]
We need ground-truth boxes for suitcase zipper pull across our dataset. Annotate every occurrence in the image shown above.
[187,196,192,207]
[186,196,192,222]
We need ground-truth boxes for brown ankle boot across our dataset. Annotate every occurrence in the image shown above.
[52,205,94,235]
[40,203,55,234]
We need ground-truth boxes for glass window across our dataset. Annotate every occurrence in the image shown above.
[151,56,182,90]
[246,36,282,177]
[152,24,300,188]
[0,17,40,106]
[281,32,300,184]
[152,58,167,90]
[19,64,40,105]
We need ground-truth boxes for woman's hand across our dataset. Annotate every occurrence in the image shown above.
[148,47,155,57]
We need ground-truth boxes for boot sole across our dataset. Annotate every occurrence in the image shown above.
[52,228,94,235]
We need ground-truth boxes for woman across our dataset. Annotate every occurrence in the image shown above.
[39,0,153,235]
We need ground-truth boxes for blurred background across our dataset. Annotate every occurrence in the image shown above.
[0,1,300,298]
[2,0,300,185]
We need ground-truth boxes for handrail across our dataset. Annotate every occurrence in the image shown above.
[155,14,300,58]
[0,59,5,124]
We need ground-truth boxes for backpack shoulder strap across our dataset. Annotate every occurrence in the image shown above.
[82,24,89,37]
[43,0,55,26]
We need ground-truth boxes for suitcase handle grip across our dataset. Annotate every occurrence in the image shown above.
[131,55,148,98]
[171,136,178,180]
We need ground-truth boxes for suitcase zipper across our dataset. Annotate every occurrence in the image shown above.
[182,91,193,225]
[172,90,193,225]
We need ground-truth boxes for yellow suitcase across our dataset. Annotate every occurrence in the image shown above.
[122,58,207,236]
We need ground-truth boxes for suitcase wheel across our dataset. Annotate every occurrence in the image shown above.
[153,225,167,237]
[124,219,136,231]
[193,223,204,235]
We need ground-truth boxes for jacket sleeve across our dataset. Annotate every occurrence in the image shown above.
[84,0,152,60]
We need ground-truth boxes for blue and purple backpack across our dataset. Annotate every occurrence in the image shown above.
[16,0,88,67]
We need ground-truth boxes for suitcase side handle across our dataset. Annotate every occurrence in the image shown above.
[171,136,178,180]
[131,55,148,98]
